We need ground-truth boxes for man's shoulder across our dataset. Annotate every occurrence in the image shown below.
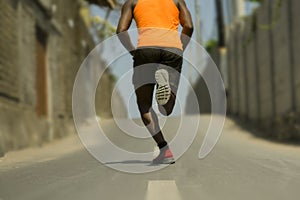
[173,0,180,4]
[173,0,182,9]
[132,0,138,5]
[125,0,138,10]
[176,0,188,10]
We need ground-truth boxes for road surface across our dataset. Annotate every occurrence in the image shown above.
[0,116,300,200]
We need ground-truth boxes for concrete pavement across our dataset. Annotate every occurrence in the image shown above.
[0,116,300,200]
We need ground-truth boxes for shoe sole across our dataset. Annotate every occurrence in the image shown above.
[155,69,171,105]
[152,157,175,165]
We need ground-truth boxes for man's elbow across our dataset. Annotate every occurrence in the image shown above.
[184,23,194,32]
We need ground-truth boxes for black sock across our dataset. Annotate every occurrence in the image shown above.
[158,141,168,149]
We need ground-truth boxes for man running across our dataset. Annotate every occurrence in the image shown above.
[116,0,193,164]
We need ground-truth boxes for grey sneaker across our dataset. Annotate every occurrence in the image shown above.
[152,146,175,164]
[155,69,171,105]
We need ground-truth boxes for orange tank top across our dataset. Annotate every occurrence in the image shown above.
[133,0,183,50]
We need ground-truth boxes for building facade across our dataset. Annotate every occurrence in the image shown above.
[0,0,126,156]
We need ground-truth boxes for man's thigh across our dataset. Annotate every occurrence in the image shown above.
[132,48,160,89]
[160,47,183,94]
[135,84,156,114]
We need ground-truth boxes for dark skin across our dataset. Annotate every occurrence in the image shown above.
[116,0,194,54]
[116,0,194,145]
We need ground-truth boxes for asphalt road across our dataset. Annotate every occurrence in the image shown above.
[0,116,300,200]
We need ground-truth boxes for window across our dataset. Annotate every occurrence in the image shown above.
[35,25,48,116]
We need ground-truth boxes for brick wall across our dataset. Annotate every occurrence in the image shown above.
[0,0,19,101]
[291,0,300,112]
[0,0,126,156]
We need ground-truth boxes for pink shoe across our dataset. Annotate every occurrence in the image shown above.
[152,147,175,164]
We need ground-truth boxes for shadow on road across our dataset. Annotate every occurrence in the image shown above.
[105,160,166,166]
[229,115,300,146]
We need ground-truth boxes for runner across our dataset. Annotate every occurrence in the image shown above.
[116,0,193,164]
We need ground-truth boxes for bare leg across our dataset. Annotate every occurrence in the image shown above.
[135,84,167,147]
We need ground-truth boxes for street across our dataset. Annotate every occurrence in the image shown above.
[0,116,300,200]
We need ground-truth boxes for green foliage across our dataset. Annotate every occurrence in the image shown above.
[205,40,218,52]
[109,73,117,82]
[273,112,300,141]
[259,0,283,30]
[92,16,116,40]
[243,14,257,47]
[243,0,284,46]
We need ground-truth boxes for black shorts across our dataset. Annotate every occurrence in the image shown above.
[132,47,183,93]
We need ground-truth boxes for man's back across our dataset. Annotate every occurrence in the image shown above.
[133,0,179,30]
[133,0,182,49]
[116,0,193,53]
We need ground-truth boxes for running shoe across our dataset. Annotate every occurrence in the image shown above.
[155,69,171,105]
[152,146,175,164]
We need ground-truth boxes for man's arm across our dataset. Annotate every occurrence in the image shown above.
[178,0,194,51]
[116,0,135,55]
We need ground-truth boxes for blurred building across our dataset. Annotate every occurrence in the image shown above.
[0,0,126,156]
[223,0,245,24]
[186,0,299,141]
[226,0,300,140]
[223,0,259,39]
